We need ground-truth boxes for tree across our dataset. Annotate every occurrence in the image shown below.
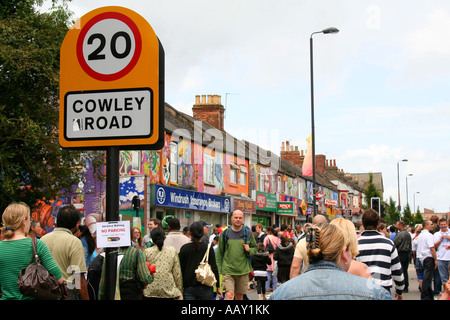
[0,1,103,213]
[402,203,413,226]
[413,207,424,226]
[363,172,383,209]
[385,196,400,225]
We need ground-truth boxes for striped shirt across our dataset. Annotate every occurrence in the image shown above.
[98,246,154,300]
[0,238,63,300]
[356,230,405,295]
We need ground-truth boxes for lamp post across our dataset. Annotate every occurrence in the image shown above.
[310,27,339,218]
[406,173,413,207]
[397,159,408,211]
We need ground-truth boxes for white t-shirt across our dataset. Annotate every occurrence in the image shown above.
[434,229,450,261]
[416,230,435,264]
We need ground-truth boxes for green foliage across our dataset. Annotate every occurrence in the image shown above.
[0,1,104,213]
[402,203,413,226]
[385,196,400,225]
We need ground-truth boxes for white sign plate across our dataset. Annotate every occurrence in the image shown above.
[64,88,152,141]
[96,220,131,248]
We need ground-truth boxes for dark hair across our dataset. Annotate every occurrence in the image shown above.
[167,217,181,230]
[151,227,165,251]
[189,222,204,251]
[79,225,96,254]
[362,208,379,230]
[56,205,81,229]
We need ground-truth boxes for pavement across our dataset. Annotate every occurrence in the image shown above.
[247,263,440,300]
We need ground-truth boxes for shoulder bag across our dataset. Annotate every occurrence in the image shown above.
[195,243,217,287]
[17,238,66,300]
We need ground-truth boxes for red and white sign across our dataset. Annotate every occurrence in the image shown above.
[77,11,142,81]
[325,199,338,206]
[256,193,267,209]
[277,203,293,210]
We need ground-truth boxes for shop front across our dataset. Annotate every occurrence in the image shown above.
[252,190,277,229]
[276,201,296,227]
[150,184,231,229]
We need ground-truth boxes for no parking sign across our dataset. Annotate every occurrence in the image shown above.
[59,6,164,149]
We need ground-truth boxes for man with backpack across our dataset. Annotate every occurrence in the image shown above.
[216,210,257,300]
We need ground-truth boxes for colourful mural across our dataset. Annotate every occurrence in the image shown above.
[119,176,145,223]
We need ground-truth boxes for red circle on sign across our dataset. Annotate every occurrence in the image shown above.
[76,11,142,81]
[256,193,267,209]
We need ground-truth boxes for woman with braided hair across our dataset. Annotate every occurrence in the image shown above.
[269,224,393,300]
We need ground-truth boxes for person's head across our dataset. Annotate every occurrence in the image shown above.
[2,202,31,239]
[56,205,81,230]
[167,217,181,231]
[150,227,165,251]
[312,214,328,226]
[396,221,406,231]
[148,218,160,231]
[266,226,275,235]
[257,242,265,252]
[439,218,448,232]
[389,225,396,233]
[132,227,142,241]
[199,220,212,234]
[306,224,351,271]
[330,218,359,258]
[362,208,379,230]
[255,223,263,233]
[231,210,244,229]
[423,220,434,232]
[189,222,204,243]
[29,219,42,236]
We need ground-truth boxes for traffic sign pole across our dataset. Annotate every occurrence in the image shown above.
[59,6,165,300]
[104,146,120,300]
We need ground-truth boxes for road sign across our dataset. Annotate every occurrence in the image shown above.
[59,6,164,149]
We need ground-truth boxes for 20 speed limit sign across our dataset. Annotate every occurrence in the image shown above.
[59,6,164,150]
[77,11,142,81]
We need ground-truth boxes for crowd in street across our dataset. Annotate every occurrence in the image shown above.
[0,201,449,300]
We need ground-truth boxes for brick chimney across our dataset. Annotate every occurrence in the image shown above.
[280,141,302,167]
[192,94,225,130]
[316,154,326,174]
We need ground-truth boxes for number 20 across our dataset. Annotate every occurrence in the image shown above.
[87,31,132,61]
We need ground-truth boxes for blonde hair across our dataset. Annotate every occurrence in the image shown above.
[331,218,359,258]
[307,224,349,264]
[2,202,31,239]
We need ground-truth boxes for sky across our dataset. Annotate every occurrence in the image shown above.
[43,0,450,213]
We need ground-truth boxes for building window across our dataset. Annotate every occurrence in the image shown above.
[258,173,265,191]
[230,168,238,184]
[170,142,178,183]
[239,165,247,186]
[204,154,214,185]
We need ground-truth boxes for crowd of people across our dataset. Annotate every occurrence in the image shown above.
[0,201,449,301]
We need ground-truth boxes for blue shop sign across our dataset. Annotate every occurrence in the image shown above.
[154,185,231,213]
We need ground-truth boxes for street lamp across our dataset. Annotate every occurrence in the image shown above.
[310,27,339,217]
[406,173,413,207]
[397,159,408,211]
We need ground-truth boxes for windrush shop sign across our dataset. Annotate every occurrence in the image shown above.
[153,185,230,213]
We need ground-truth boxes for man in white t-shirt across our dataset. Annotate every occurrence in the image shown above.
[416,220,438,300]
[434,218,450,285]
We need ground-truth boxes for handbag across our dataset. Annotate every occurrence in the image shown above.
[195,243,217,287]
[17,238,66,300]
